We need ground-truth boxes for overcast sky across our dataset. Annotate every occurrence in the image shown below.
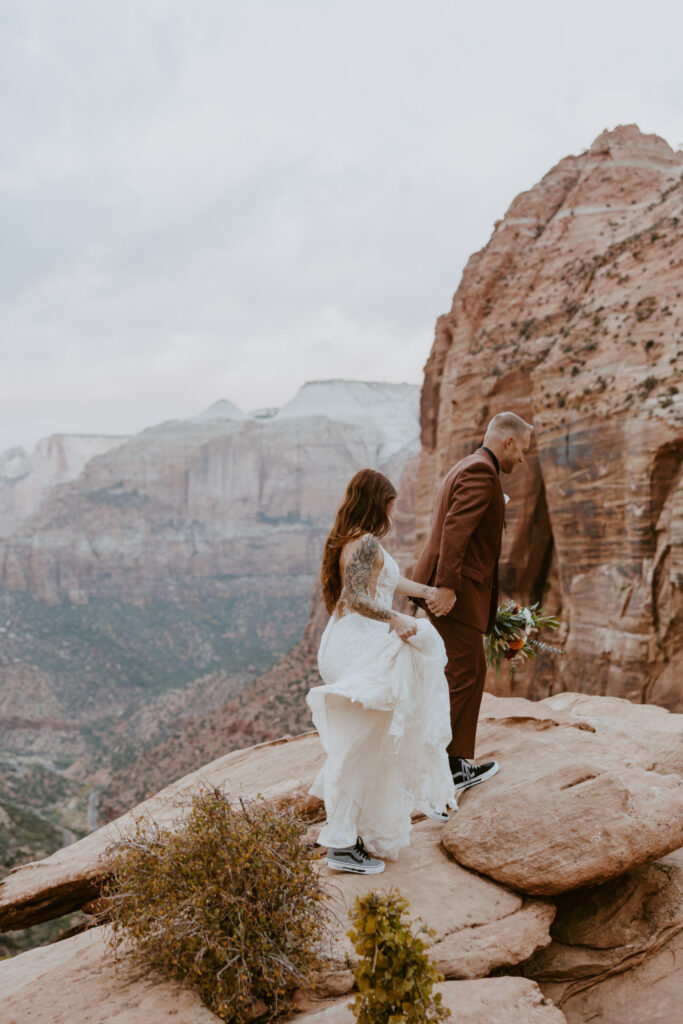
[2,0,682,454]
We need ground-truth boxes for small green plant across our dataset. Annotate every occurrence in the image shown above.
[101,787,330,1023]
[640,375,659,397]
[635,296,657,321]
[348,889,450,1024]
[518,318,536,340]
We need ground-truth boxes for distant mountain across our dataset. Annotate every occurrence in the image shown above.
[0,433,130,537]
[191,399,247,422]
[274,380,421,461]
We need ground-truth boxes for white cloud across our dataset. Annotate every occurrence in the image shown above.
[1,0,682,452]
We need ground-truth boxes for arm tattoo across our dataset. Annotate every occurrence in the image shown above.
[344,534,394,622]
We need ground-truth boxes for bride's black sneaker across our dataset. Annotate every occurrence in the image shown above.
[450,757,499,792]
[326,837,385,874]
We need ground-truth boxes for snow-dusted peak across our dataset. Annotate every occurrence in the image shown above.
[193,399,247,422]
[274,380,420,460]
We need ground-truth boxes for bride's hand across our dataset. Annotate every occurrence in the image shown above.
[426,587,456,617]
[389,612,418,642]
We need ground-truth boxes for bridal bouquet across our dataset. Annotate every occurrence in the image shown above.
[485,601,564,674]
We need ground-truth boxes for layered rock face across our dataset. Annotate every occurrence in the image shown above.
[416,125,683,709]
[1,381,418,609]
[523,849,683,1023]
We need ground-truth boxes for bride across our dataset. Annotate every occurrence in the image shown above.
[306,468,457,875]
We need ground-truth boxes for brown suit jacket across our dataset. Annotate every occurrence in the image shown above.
[412,448,505,634]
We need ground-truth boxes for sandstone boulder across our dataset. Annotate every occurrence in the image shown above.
[293,977,567,1023]
[0,925,222,1023]
[540,691,683,775]
[442,714,683,894]
[541,931,683,1024]
[430,899,556,981]
[526,848,683,1024]
[480,690,683,775]
[320,818,554,981]
[0,924,567,1024]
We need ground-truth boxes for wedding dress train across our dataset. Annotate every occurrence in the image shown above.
[306,541,456,861]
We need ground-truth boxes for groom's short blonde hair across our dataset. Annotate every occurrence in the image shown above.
[487,412,533,438]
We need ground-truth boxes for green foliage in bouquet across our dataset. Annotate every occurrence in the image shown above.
[485,601,564,675]
[348,888,450,1024]
[101,787,330,1023]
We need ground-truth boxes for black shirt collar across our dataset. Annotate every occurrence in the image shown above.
[480,446,500,474]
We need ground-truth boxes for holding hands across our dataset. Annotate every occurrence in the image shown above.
[426,586,456,617]
[391,572,456,628]
[388,586,457,645]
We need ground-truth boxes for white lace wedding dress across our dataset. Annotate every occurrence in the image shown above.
[306,540,456,860]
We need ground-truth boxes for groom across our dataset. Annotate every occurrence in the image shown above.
[413,411,533,793]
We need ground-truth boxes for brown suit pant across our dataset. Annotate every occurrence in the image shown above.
[428,613,486,759]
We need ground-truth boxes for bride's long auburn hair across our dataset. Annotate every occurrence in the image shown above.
[321,468,397,613]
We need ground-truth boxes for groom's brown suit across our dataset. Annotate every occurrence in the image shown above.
[412,447,505,758]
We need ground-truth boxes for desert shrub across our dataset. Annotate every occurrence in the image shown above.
[348,889,450,1024]
[640,375,659,397]
[102,787,330,1023]
[635,295,657,321]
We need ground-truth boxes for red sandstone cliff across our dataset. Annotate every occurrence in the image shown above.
[416,125,682,709]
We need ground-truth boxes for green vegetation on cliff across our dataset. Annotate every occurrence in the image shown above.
[103,788,330,1022]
